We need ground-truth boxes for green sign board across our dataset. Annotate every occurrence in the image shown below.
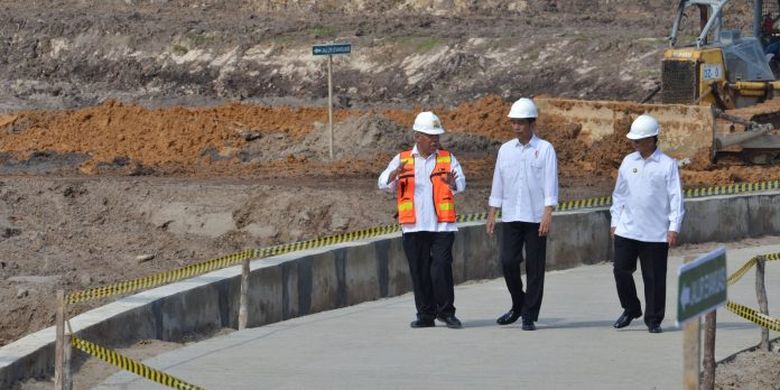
[676,246,727,326]
[312,43,352,56]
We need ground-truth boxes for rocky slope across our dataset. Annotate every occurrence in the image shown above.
[0,0,690,111]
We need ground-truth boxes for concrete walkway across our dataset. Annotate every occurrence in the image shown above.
[98,244,780,390]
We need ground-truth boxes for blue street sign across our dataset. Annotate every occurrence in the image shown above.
[312,43,352,56]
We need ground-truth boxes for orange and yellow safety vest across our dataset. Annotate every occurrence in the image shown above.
[396,149,456,224]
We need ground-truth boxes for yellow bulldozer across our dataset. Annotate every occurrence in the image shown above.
[537,0,780,165]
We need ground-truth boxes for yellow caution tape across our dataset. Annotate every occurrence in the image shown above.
[726,256,758,286]
[457,212,488,222]
[727,252,780,286]
[557,196,612,212]
[683,180,780,198]
[67,224,402,304]
[555,180,780,213]
[66,180,780,304]
[66,249,259,304]
[724,252,780,331]
[725,301,780,332]
[255,224,399,256]
[71,336,206,390]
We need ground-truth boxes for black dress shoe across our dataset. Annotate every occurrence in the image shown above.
[437,315,462,329]
[410,319,435,328]
[521,319,536,331]
[613,311,641,329]
[496,309,521,325]
[648,325,663,334]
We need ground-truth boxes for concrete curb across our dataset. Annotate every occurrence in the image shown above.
[1,190,779,386]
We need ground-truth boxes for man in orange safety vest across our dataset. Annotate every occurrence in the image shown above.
[378,111,466,329]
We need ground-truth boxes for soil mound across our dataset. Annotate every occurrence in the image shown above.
[1,96,780,185]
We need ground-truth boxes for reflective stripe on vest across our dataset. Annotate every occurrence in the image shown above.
[396,149,456,224]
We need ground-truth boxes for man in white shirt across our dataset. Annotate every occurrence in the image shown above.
[610,114,685,334]
[378,111,466,329]
[487,98,558,331]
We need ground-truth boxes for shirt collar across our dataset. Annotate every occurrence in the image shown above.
[411,145,439,158]
[514,134,539,148]
[630,148,661,162]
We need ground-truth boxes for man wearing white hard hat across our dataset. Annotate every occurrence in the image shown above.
[610,114,685,334]
[487,98,559,331]
[378,111,466,329]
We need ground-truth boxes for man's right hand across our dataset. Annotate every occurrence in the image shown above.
[610,226,616,239]
[486,209,497,236]
[388,161,408,184]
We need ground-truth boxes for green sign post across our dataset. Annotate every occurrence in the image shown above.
[677,246,728,389]
[677,246,727,326]
[312,42,352,159]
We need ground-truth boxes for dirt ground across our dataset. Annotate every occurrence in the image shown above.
[714,338,780,390]
[1,0,779,388]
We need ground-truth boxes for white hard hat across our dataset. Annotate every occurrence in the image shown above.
[627,114,660,140]
[507,98,538,119]
[413,111,445,135]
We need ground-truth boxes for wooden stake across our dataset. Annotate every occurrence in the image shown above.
[683,318,701,390]
[756,256,769,351]
[54,290,65,390]
[702,311,717,390]
[238,259,250,330]
[64,334,72,390]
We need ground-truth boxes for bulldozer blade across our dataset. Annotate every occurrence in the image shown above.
[714,125,774,149]
[739,134,780,149]
[535,97,715,163]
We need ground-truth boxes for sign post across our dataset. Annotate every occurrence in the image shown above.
[677,246,727,390]
[312,42,352,159]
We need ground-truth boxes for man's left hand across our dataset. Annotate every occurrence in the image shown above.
[667,231,679,247]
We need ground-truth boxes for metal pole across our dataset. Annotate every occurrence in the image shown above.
[328,54,334,159]
[702,311,717,390]
[754,0,764,39]
[238,259,250,330]
[55,290,65,390]
[683,318,701,390]
[756,256,770,351]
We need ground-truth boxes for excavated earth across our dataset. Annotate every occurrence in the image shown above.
[1,0,778,388]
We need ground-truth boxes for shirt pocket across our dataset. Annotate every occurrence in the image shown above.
[530,159,544,178]
[648,170,667,187]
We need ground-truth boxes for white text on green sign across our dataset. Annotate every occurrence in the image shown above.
[676,246,727,326]
[312,43,352,56]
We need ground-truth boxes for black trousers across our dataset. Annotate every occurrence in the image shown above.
[499,221,547,322]
[402,231,456,321]
[613,235,669,327]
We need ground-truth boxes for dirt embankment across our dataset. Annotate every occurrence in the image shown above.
[0,0,684,112]
[2,96,779,186]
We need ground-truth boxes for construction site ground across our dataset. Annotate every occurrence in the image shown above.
[1,0,779,388]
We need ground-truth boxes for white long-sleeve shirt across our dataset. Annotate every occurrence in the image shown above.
[488,135,559,223]
[378,146,466,233]
[610,148,685,243]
